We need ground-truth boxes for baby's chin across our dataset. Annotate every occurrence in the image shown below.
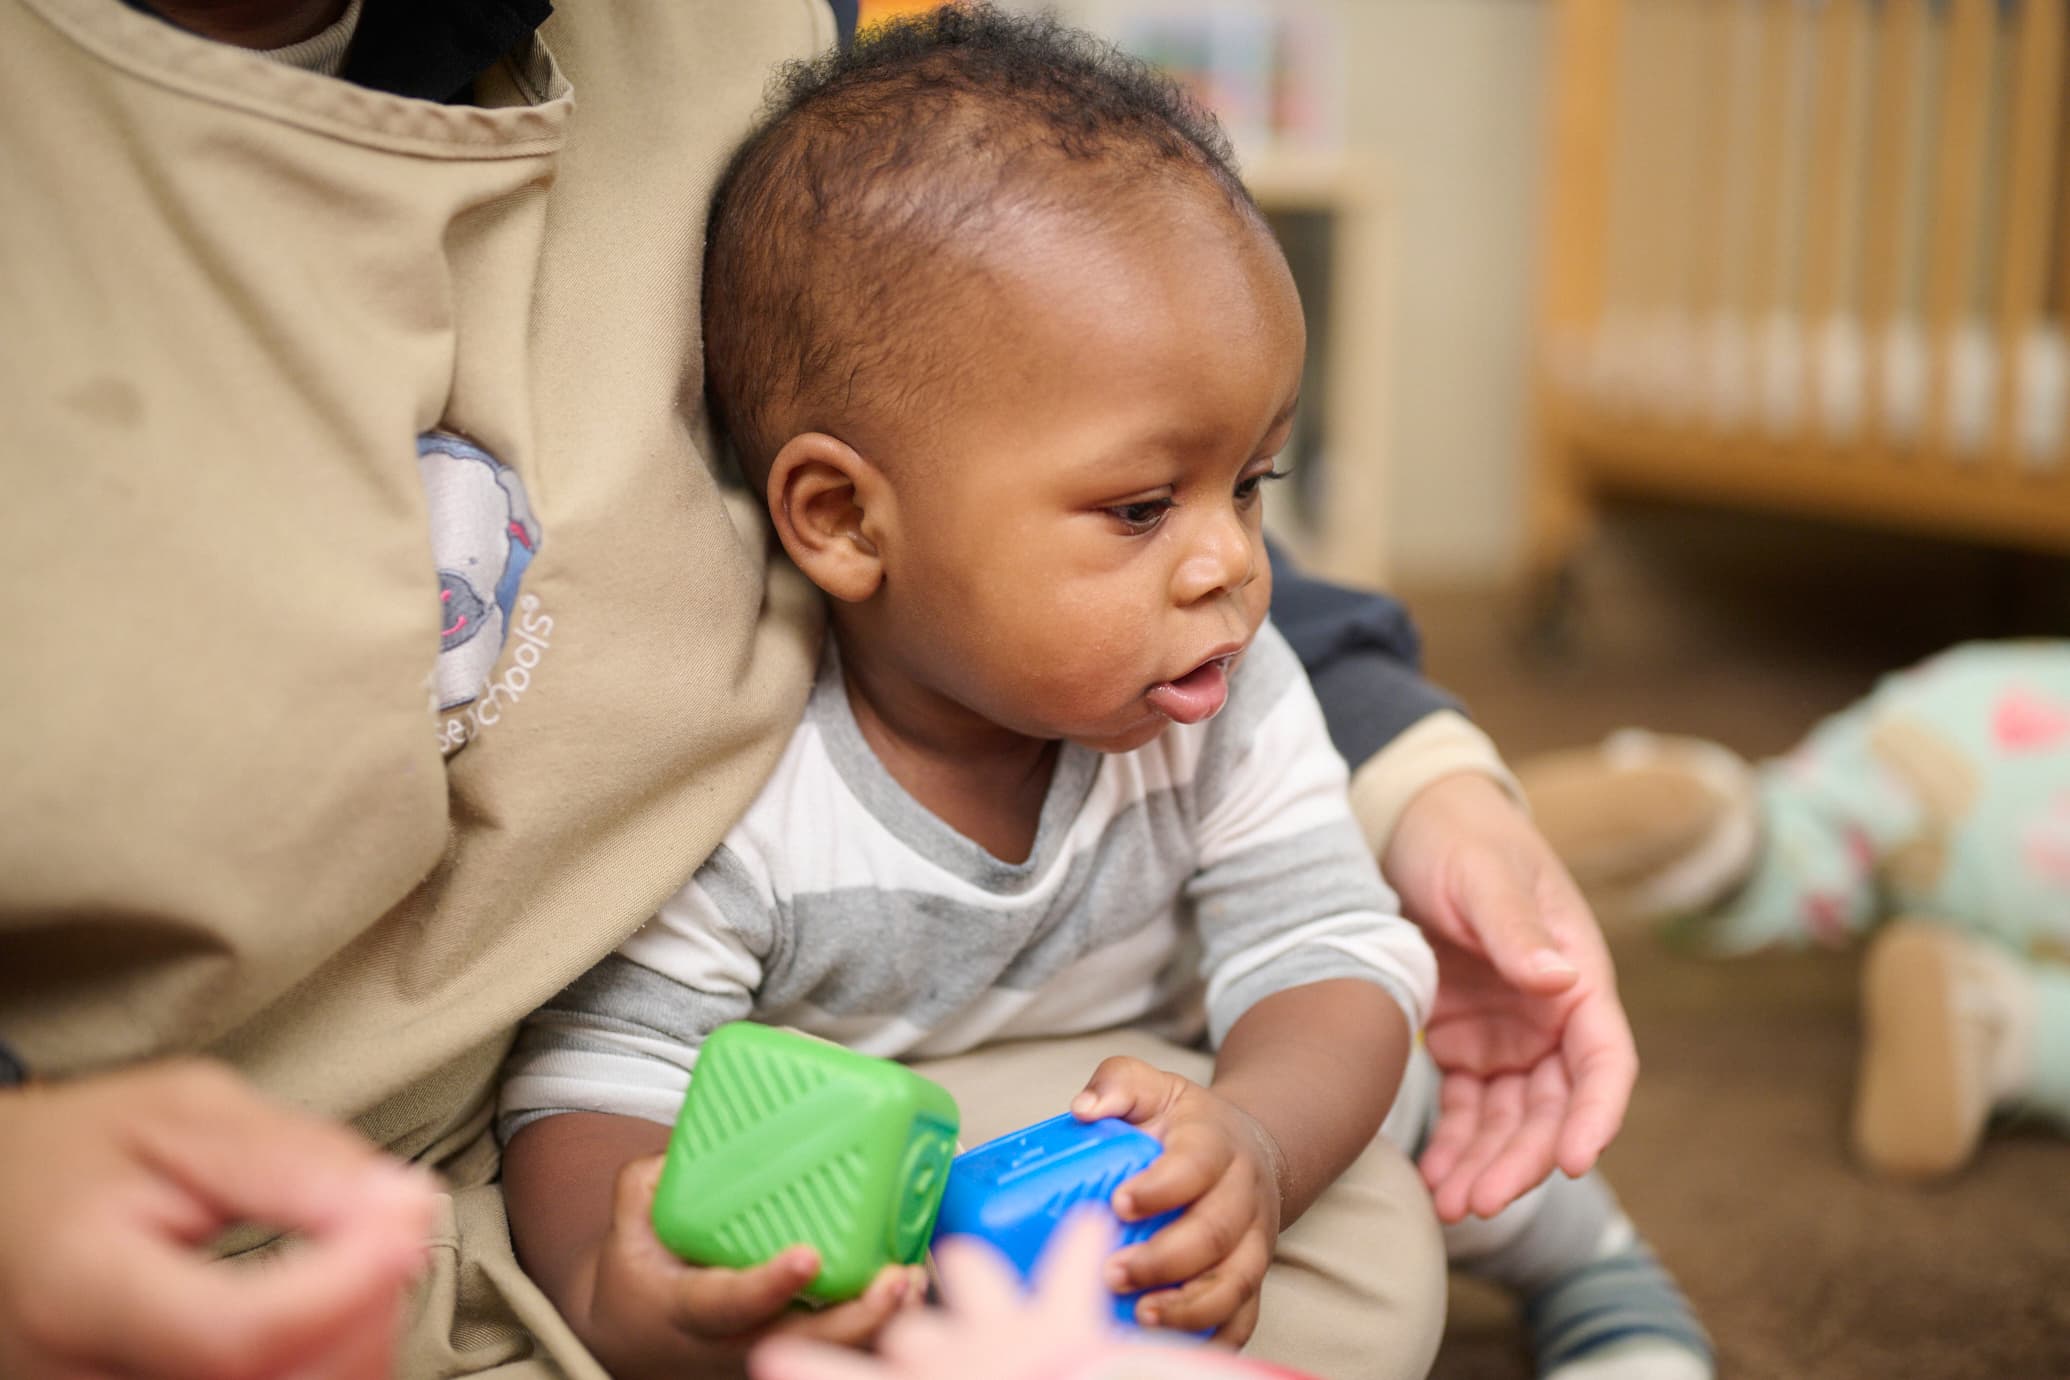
[1063,711,1180,756]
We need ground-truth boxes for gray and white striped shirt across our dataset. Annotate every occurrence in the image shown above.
[498,621,1436,1139]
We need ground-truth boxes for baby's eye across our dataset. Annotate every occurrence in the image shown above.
[1108,497,1173,533]
[1235,468,1292,503]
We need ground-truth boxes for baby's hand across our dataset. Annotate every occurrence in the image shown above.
[581,1154,923,1380]
[1069,1059,1285,1345]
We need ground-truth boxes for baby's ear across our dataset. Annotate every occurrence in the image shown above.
[765,431,887,603]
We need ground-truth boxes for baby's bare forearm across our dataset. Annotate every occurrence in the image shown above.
[1210,979,1409,1223]
[502,1111,671,1324]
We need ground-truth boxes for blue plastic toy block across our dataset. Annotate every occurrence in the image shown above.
[931,1112,1184,1329]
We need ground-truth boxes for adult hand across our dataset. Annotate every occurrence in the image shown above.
[1382,773,1637,1221]
[1068,1058,1282,1345]
[0,1058,437,1380]
[574,1154,923,1380]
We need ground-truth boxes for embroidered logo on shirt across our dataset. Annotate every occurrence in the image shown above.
[417,430,542,712]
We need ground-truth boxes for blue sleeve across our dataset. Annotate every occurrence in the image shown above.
[1267,540,1461,771]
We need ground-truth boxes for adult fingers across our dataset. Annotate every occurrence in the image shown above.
[1463,1059,1569,1220]
[83,1208,422,1380]
[1415,1074,1484,1192]
[1456,859,1579,996]
[130,1061,433,1243]
[279,1284,404,1380]
[1554,994,1639,1176]
[1427,1075,1525,1224]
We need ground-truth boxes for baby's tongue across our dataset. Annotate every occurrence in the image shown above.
[1147,661,1229,725]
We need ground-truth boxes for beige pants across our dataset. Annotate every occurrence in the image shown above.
[396,1031,1446,1380]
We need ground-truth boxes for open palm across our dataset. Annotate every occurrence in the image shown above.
[1383,775,1637,1221]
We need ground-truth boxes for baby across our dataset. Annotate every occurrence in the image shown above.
[498,9,1708,1380]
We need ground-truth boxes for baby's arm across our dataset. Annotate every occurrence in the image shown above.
[496,853,917,1378]
[1070,626,1433,1339]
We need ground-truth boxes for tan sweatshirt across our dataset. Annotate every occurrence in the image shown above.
[0,0,831,1198]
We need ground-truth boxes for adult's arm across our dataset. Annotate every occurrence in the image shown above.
[1266,546,1637,1218]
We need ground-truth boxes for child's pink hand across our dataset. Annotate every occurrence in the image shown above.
[1070,1058,1282,1345]
[752,1211,1119,1380]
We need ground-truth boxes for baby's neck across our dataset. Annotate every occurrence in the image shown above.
[834,631,1058,865]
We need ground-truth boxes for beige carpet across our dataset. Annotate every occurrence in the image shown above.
[1396,508,2070,1379]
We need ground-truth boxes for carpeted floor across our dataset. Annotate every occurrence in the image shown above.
[1395,507,2070,1379]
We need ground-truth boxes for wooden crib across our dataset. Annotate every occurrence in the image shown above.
[1528,0,2070,579]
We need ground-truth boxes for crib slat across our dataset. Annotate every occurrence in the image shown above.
[1921,0,1996,455]
[1685,0,1736,331]
[1861,0,1925,446]
[1527,0,1625,571]
[1746,0,1796,322]
[1540,0,1625,340]
[1746,0,1801,429]
[1629,2,1688,322]
[1995,0,2065,469]
[1803,0,1867,439]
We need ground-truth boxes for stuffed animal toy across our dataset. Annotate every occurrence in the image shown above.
[1515,640,2070,1181]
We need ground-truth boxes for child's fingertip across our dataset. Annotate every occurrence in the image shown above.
[1071,1091,1099,1118]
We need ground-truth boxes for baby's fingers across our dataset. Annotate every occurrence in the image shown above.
[1111,1120,1229,1223]
[1131,1228,1269,1337]
[1107,1163,1255,1295]
[663,1245,824,1338]
[1071,1056,1181,1127]
[1134,1233,1258,1340]
[769,1265,926,1350]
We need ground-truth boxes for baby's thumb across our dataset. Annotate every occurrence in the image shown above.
[1069,1055,1168,1126]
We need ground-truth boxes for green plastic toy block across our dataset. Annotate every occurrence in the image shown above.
[651,1022,961,1303]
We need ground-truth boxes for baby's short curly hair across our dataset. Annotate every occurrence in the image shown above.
[701,2,1257,480]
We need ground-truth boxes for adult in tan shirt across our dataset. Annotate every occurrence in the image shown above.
[0,1,1635,1377]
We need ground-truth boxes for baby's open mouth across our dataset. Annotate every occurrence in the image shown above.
[1146,652,1239,725]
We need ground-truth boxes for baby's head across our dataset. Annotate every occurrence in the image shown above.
[704,4,1303,753]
